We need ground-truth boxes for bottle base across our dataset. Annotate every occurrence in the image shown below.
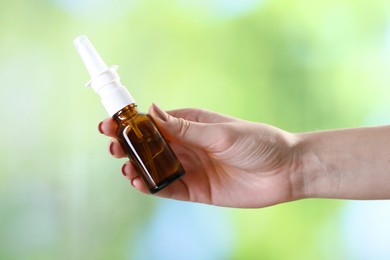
[149,169,185,194]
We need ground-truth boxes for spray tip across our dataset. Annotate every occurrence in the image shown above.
[73,35,108,79]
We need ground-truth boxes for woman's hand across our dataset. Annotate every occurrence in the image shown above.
[99,104,304,208]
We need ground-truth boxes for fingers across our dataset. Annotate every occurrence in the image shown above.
[99,118,118,137]
[100,104,236,153]
[108,139,127,158]
[99,119,127,158]
[121,161,137,180]
[121,161,149,194]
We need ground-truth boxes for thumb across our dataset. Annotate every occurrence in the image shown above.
[149,103,220,150]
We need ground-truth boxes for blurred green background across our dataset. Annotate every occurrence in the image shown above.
[2,0,390,259]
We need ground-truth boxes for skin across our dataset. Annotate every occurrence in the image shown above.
[99,103,390,208]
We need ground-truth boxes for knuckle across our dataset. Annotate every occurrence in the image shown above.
[177,118,191,140]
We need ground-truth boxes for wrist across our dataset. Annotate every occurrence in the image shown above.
[296,131,339,200]
[283,132,312,202]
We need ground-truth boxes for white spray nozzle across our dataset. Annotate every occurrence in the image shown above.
[74,35,135,116]
[73,35,108,79]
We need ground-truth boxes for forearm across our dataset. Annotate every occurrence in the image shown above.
[298,125,390,200]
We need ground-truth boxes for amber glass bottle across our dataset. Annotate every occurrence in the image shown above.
[74,35,185,193]
[114,104,185,193]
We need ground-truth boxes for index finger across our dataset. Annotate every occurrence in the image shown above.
[99,118,118,137]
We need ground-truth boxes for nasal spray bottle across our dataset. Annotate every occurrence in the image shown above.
[74,35,185,193]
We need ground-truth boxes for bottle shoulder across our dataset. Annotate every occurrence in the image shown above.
[114,111,153,130]
[116,112,160,141]
[113,105,146,122]
[115,111,149,123]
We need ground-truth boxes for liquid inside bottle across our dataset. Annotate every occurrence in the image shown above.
[114,104,185,193]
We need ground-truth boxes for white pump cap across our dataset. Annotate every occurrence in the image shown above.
[73,35,135,116]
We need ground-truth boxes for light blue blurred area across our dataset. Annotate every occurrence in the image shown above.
[129,200,234,260]
[341,201,390,260]
[1,0,390,259]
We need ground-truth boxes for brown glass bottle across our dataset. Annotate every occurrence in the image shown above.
[113,104,185,193]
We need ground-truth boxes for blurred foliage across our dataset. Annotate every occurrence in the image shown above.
[1,0,390,259]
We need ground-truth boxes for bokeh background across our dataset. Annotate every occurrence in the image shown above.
[2,0,390,259]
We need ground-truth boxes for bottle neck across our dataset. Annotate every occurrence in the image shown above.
[112,103,138,122]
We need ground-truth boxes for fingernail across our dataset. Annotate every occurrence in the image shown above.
[98,121,103,134]
[152,103,168,122]
[109,141,114,155]
[121,164,127,177]
[130,178,136,187]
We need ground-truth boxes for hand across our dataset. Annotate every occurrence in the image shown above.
[99,104,303,208]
